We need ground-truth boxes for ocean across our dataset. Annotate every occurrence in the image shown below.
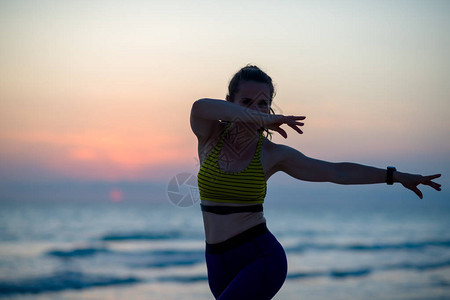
[0,187,449,300]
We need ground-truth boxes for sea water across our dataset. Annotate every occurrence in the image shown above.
[0,192,449,300]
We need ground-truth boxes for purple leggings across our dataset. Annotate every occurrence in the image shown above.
[205,224,287,300]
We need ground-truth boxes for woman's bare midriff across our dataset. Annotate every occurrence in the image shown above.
[201,200,266,244]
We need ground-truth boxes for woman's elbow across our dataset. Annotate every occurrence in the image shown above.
[191,99,207,117]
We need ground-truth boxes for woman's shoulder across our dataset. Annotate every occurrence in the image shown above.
[262,137,293,153]
[261,137,295,164]
[261,137,298,179]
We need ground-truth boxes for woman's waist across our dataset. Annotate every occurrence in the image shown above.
[201,208,266,244]
[205,222,269,254]
[200,201,263,214]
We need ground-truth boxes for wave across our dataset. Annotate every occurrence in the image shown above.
[286,271,322,279]
[46,247,111,258]
[46,246,206,268]
[382,259,450,271]
[329,268,372,278]
[287,267,371,280]
[157,275,208,283]
[343,240,450,251]
[431,278,450,287]
[0,271,140,295]
[286,239,450,253]
[131,249,205,268]
[100,230,183,241]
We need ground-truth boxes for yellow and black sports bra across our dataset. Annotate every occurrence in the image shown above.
[197,122,267,205]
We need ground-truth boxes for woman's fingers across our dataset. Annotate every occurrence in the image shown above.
[268,115,305,136]
[285,116,305,134]
[423,174,442,191]
[401,181,421,199]
[288,123,303,134]
[411,186,423,199]
[285,115,306,121]
[427,180,441,191]
[426,174,441,180]
[403,173,442,198]
[424,181,441,191]
[273,126,287,139]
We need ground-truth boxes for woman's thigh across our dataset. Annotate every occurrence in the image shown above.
[206,232,287,299]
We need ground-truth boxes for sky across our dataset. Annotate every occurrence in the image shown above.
[0,0,449,202]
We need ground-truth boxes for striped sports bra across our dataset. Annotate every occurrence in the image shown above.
[197,122,267,204]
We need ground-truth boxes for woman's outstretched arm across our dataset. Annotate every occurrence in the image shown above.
[275,144,441,199]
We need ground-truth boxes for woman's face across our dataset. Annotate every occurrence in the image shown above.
[229,81,271,114]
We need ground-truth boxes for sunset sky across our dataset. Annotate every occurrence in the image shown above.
[1,0,448,201]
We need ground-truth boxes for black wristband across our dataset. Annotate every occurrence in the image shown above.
[386,167,396,185]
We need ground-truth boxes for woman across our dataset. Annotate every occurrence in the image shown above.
[190,65,441,300]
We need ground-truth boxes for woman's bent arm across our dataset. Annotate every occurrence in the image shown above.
[190,98,305,139]
[192,98,269,125]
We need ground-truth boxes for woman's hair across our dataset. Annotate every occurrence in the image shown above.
[227,64,276,139]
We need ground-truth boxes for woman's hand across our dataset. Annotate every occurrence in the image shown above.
[266,115,306,138]
[395,172,442,199]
